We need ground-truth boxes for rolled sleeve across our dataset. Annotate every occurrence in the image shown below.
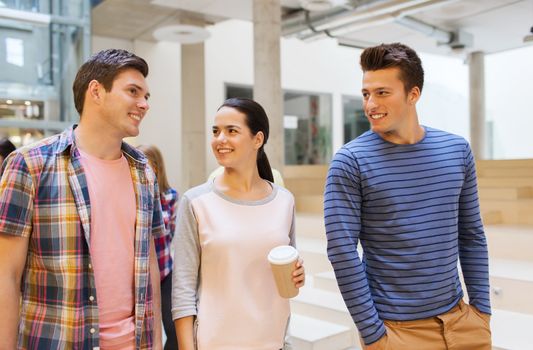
[0,152,35,237]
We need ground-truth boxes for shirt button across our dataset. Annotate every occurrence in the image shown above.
[90,328,96,334]
[88,263,92,269]
[89,295,95,302]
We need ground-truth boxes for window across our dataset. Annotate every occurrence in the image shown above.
[343,95,368,143]
[225,84,333,165]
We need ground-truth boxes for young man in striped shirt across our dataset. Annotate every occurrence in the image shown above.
[324,43,491,349]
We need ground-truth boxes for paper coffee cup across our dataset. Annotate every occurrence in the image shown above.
[268,245,299,298]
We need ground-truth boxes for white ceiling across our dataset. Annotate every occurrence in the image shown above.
[333,0,533,55]
[92,0,533,56]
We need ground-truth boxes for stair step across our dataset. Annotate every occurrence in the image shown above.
[286,178,326,196]
[284,165,329,179]
[482,211,504,225]
[289,314,355,350]
[476,159,533,169]
[478,177,533,188]
[486,225,533,262]
[490,259,533,315]
[295,195,324,214]
[314,271,339,293]
[479,186,533,200]
[296,214,326,239]
[492,309,533,350]
[314,259,533,315]
[477,167,533,178]
[481,199,533,225]
[291,286,356,330]
[297,237,332,274]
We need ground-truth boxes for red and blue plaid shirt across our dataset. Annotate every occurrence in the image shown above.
[0,127,164,350]
[155,188,177,280]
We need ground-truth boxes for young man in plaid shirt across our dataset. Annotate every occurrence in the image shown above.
[0,49,164,349]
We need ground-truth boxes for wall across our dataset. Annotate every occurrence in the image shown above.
[486,45,533,159]
[92,36,182,192]
[205,19,472,171]
[93,20,533,192]
[205,19,363,172]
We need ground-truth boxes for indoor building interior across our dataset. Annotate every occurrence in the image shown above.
[1,0,533,349]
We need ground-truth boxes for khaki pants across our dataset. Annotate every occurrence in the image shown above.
[362,300,492,350]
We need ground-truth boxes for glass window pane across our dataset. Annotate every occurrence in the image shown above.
[225,84,334,165]
[0,22,52,86]
[284,91,332,165]
[343,95,368,143]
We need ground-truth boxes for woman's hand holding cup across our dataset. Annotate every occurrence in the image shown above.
[292,258,305,289]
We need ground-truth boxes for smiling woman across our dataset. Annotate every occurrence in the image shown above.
[172,97,306,350]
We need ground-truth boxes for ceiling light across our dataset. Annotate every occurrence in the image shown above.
[299,0,347,12]
[153,25,210,44]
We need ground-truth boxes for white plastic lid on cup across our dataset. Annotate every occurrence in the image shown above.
[268,245,298,265]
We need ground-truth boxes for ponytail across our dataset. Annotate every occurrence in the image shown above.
[257,147,274,182]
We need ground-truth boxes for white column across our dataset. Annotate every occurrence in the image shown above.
[469,51,487,159]
[181,43,206,189]
[253,0,284,171]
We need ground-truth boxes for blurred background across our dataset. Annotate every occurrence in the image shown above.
[1,1,532,349]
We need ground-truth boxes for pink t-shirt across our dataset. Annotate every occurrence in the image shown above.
[79,149,136,349]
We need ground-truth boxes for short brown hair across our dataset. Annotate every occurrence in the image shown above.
[72,49,149,115]
[137,144,171,193]
[360,43,424,93]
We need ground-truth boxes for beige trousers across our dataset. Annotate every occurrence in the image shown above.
[362,300,492,350]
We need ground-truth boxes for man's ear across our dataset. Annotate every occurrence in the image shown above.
[408,86,421,105]
[87,80,103,104]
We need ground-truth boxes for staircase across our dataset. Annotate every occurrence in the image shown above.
[285,161,533,350]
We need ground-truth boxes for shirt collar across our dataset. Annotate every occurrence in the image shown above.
[55,125,148,165]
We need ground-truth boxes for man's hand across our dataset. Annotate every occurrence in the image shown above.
[292,258,305,289]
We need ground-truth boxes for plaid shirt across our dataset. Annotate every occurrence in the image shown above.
[155,188,178,280]
[0,127,164,350]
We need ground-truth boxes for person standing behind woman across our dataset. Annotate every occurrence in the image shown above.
[172,97,305,350]
[0,138,16,164]
[137,144,179,350]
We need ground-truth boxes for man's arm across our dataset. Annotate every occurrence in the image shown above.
[458,144,491,315]
[0,234,29,348]
[150,237,162,349]
[323,148,386,346]
[0,152,35,348]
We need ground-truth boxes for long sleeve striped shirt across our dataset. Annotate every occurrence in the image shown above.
[324,127,491,345]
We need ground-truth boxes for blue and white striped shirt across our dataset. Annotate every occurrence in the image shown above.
[324,127,491,345]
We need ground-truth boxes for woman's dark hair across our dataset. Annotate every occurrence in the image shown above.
[218,97,274,182]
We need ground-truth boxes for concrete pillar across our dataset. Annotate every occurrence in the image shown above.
[469,51,487,159]
[253,0,284,171]
[181,43,206,189]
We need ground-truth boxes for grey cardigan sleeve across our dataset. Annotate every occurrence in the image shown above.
[171,192,201,320]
